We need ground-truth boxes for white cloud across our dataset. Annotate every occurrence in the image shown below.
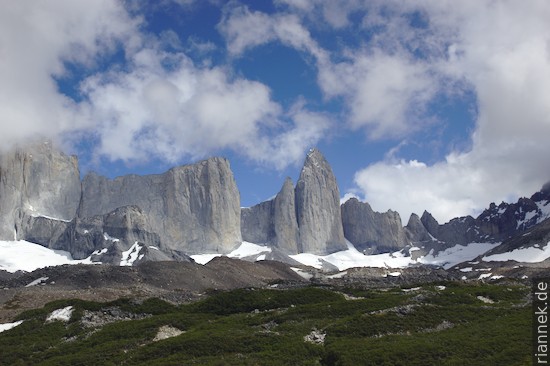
[0,0,140,151]
[276,0,362,28]
[2,0,550,223]
[231,1,550,222]
[81,47,329,168]
[0,0,328,170]
[244,99,332,170]
[221,2,441,140]
[350,0,550,222]
[317,50,438,138]
[218,4,326,59]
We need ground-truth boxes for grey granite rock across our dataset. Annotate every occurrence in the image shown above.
[241,201,273,245]
[295,149,346,254]
[0,141,81,240]
[420,211,440,238]
[404,213,433,243]
[271,178,300,254]
[21,204,191,265]
[16,214,70,248]
[420,181,550,246]
[21,205,158,259]
[435,215,477,244]
[78,157,242,254]
[240,178,300,254]
[341,198,408,253]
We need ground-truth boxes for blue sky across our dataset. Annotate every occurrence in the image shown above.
[1,0,550,223]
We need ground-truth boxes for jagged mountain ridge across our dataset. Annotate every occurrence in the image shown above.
[1,142,549,270]
[1,142,242,265]
[241,149,346,255]
[419,184,550,245]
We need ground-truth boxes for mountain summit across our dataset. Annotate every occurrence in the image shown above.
[1,143,549,271]
[295,148,347,254]
[241,148,346,255]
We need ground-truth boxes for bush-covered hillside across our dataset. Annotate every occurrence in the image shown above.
[0,282,531,365]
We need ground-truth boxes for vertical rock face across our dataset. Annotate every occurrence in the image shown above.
[78,157,242,254]
[0,142,81,240]
[341,198,408,253]
[404,213,432,243]
[295,149,346,254]
[240,178,300,254]
[272,178,300,254]
[420,211,440,238]
[57,205,169,263]
[20,205,189,264]
[241,201,273,245]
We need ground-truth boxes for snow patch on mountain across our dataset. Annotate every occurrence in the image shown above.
[418,243,500,269]
[191,253,222,265]
[482,241,550,263]
[538,200,550,223]
[0,240,102,272]
[25,276,49,287]
[0,320,24,333]
[229,241,272,258]
[0,241,274,271]
[290,241,412,270]
[46,306,74,322]
[0,239,490,273]
[287,241,498,271]
[291,267,313,280]
[103,233,120,242]
[0,237,543,274]
[191,241,272,264]
[120,242,144,266]
[516,209,538,229]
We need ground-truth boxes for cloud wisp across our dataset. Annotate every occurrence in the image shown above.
[1,0,550,223]
[0,0,330,170]
[351,0,550,222]
[221,0,550,222]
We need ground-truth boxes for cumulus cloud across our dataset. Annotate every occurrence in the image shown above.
[218,4,326,59]
[243,99,332,170]
[221,0,550,222]
[0,0,140,151]
[80,44,331,168]
[351,0,550,222]
[0,0,329,170]
[317,50,438,138]
[221,1,443,140]
[3,0,550,222]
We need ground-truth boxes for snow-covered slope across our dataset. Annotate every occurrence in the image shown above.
[482,242,550,263]
[0,240,100,273]
[4,238,548,274]
[191,241,272,265]
[193,241,501,271]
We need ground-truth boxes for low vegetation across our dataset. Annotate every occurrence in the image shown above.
[0,282,531,365]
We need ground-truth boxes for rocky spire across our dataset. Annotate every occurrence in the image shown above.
[420,211,440,238]
[272,177,300,254]
[240,178,300,254]
[295,148,346,254]
[404,213,432,242]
